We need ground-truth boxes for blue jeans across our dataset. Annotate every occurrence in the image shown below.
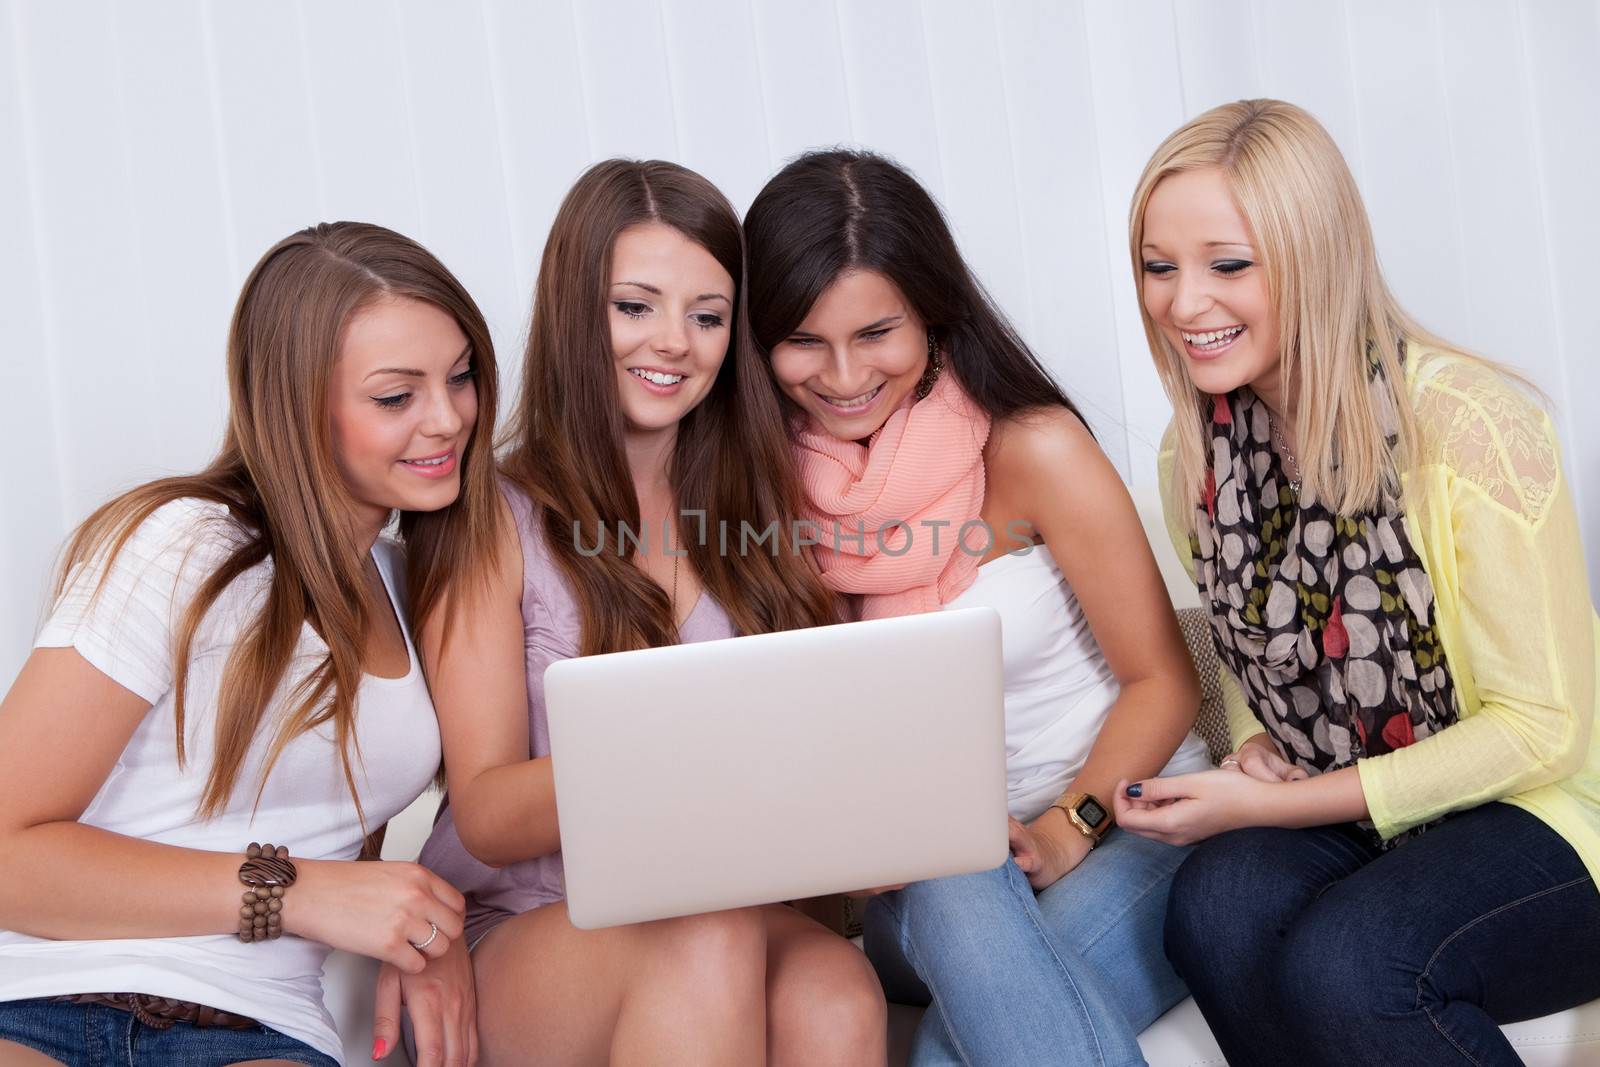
[1165,802,1600,1066]
[0,997,337,1067]
[865,827,1192,1066]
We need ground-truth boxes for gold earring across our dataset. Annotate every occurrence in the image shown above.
[915,330,943,400]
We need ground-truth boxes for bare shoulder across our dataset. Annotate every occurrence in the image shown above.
[988,406,1117,503]
[986,408,1165,619]
[989,404,1097,463]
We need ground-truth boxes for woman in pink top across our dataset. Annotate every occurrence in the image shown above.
[413,160,886,1066]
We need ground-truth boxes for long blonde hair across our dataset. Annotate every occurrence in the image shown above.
[1129,98,1465,519]
[55,223,501,820]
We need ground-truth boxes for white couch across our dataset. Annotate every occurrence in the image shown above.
[320,493,1600,1065]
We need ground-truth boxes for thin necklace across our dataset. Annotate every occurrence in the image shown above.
[1269,410,1303,492]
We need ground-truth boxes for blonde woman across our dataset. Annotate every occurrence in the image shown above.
[1114,99,1600,1066]
[0,223,498,1067]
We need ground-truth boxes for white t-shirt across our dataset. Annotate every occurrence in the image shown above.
[0,498,440,1064]
[944,542,1214,821]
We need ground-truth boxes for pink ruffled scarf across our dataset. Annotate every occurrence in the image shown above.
[792,373,992,620]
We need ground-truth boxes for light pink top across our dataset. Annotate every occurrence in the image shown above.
[417,479,735,945]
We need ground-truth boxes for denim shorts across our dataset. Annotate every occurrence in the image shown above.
[0,996,339,1067]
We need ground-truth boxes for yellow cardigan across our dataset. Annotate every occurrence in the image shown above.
[1159,347,1600,883]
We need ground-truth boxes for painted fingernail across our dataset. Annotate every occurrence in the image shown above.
[372,1037,388,1059]
[1125,783,1143,798]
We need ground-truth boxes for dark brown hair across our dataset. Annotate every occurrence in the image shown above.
[57,222,500,820]
[503,159,838,653]
[745,148,1087,428]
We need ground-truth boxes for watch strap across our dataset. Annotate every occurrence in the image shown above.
[1052,792,1112,846]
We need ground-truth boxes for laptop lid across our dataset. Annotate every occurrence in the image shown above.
[547,606,1008,929]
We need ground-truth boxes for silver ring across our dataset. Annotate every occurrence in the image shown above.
[1219,757,1241,769]
[409,922,438,951]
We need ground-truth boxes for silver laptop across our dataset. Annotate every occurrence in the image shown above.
[545,606,1008,929]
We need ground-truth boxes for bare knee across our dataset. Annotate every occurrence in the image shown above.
[0,1042,68,1067]
[643,908,768,994]
[770,942,887,1067]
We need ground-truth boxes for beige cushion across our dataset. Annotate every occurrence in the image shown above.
[1176,606,1231,764]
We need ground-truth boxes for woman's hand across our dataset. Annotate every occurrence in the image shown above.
[1111,770,1274,846]
[1008,810,1093,891]
[372,936,479,1067]
[1222,735,1307,783]
[285,859,466,974]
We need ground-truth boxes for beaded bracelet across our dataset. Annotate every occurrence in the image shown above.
[237,842,297,943]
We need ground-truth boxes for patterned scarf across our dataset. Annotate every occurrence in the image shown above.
[1191,352,1458,842]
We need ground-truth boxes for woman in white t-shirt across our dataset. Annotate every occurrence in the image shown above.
[0,223,500,1067]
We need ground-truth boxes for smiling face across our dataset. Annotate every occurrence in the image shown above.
[1140,166,1283,405]
[767,269,928,441]
[328,294,478,537]
[608,221,735,436]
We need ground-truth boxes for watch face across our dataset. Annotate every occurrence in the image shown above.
[1078,798,1107,827]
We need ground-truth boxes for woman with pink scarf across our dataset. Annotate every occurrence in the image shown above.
[744,150,1213,1067]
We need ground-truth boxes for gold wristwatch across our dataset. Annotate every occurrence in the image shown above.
[1051,792,1112,848]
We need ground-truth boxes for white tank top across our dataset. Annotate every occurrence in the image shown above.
[943,542,1213,821]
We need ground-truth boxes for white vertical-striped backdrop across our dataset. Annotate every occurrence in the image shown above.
[3,0,1598,685]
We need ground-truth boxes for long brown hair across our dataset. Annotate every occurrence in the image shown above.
[54,222,501,820]
[503,159,837,653]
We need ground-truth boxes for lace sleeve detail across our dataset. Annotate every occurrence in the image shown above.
[1412,356,1560,524]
